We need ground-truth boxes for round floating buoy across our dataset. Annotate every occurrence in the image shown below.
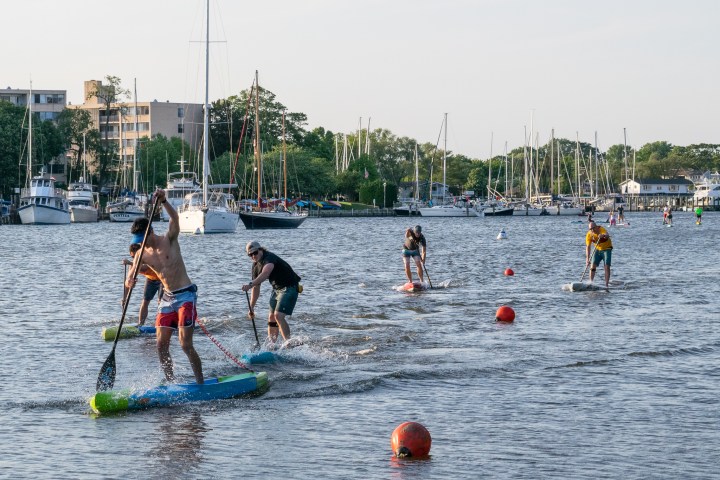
[391,421,432,458]
[495,305,515,322]
[497,229,508,240]
[504,268,514,276]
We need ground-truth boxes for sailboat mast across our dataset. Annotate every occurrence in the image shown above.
[282,111,287,208]
[487,132,493,201]
[254,70,261,208]
[202,0,210,205]
[28,81,33,180]
[442,112,447,204]
[414,144,419,202]
[82,132,87,181]
[623,127,628,185]
[133,78,139,193]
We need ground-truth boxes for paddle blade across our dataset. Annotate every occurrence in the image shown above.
[96,351,116,392]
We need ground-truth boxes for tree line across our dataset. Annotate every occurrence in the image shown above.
[2,78,720,206]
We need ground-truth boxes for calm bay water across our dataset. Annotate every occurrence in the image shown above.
[1,212,718,479]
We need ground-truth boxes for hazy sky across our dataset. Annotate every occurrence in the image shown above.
[3,0,718,158]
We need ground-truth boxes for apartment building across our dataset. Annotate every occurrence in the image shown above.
[70,79,203,172]
[0,86,67,122]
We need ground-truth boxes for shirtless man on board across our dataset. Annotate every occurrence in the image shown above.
[126,188,203,384]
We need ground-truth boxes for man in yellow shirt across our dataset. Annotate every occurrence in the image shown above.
[585,221,613,287]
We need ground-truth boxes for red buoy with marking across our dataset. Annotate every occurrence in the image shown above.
[391,421,432,458]
[504,268,514,276]
[496,305,515,322]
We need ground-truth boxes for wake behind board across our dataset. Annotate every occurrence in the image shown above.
[565,281,626,292]
[399,282,428,292]
[241,351,280,364]
[89,371,268,414]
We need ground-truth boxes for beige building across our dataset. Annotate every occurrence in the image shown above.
[0,86,67,122]
[71,79,204,178]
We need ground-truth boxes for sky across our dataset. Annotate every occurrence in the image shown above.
[3,0,718,159]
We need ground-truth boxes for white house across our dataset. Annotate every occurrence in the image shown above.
[619,177,694,196]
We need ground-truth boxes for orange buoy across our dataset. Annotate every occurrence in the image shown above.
[504,268,514,276]
[391,421,432,458]
[495,305,515,322]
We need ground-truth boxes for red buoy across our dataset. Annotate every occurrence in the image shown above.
[495,305,515,322]
[391,421,432,458]
[504,268,514,276]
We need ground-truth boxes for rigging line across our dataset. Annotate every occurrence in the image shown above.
[231,82,254,184]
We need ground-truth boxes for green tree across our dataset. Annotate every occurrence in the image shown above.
[209,85,308,164]
[0,101,26,196]
[85,75,130,189]
[56,108,100,184]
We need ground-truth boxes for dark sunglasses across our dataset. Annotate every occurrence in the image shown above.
[247,250,259,257]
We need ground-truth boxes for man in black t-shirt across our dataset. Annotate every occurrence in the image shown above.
[241,241,301,343]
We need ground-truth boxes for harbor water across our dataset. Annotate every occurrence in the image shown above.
[1,212,718,479]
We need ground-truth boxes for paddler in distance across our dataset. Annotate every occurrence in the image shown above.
[402,225,427,284]
[585,221,613,288]
[126,188,203,384]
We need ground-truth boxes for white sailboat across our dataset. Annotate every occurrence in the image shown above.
[394,143,425,216]
[68,133,99,223]
[418,113,478,218]
[179,0,238,234]
[18,84,71,225]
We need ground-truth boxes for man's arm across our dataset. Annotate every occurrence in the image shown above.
[154,188,179,241]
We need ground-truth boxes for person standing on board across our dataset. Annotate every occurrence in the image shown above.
[402,225,427,284]
[695,206,703,225]
[617,204,625,223]
[242,241,302,344]
[122,243,162,326]
[586,221,613,288]
[666,207,673,226]
[126,188,203,385]
[608,210,617,227]
[662,205,669,224]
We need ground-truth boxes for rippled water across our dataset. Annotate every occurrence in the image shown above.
[1,212,718,479]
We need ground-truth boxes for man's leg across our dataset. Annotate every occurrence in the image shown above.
[604,264,611,287]
[139,300,149,326]
[414,257,424,283]
[156,327,175,382]
[274,311,291,342]
[179,325,203,384]
[403,256,413,282]
[267,311,280,342]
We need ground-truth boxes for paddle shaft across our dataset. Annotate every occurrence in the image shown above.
[245,290,260,347]
[422,261,433,289]
[97,197,161,391]
[580,237,601,282]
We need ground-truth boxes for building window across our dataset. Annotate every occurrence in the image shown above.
[178,123,184,134]
[178,107,184,118]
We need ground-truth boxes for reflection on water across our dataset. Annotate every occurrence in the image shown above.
[150,411,209,475]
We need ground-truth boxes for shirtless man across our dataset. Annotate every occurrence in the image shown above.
[126,188,203,384]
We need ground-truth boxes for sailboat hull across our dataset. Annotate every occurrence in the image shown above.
[238,211,306,229]
[418,205,479,217]
[180,209,238,234]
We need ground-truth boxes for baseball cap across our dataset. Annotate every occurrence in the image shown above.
[246,241,261,254]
